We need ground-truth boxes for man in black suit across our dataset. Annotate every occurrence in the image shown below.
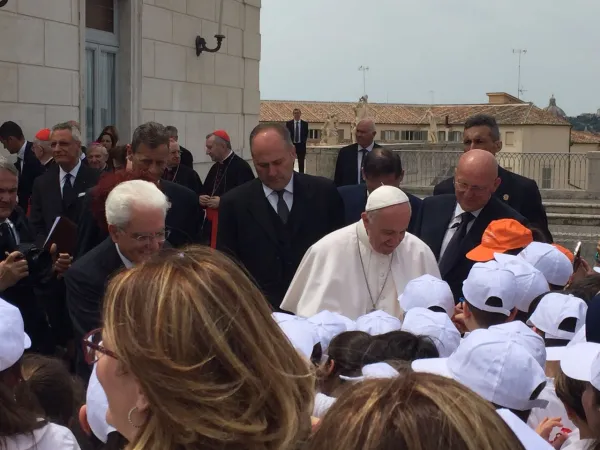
[66,179,169,379]
[285,108,309,173]
[75,122,203,258]
[165,125,194,168]
[163,140,203,194]
[217,123,344,310]
[29,122,101,239]
[338,147,422,234]
[0,121,45,211]
[334,118,381,186]
[86,143,111,172]
[0,157,54,354]
[414,149,527,301]
[433,114,550,241]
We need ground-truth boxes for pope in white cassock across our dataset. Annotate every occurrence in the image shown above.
[281,185,440,319]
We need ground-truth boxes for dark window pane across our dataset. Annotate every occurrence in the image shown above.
[86,0,114,33]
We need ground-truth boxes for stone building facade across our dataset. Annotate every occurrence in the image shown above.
[0,0,261,176]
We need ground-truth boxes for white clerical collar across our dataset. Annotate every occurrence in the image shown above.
[453,202,482,220]
[262,174,294,198]
[115,244,134,269]
[220,150,233,163]
[17,141,27,160]
[359,142,375,153]
[59,159,82,183]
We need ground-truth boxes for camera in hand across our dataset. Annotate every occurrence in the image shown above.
[12,243,54,281]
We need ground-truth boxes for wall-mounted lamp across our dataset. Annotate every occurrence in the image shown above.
[0,0,8,8]
[196,0,226,57]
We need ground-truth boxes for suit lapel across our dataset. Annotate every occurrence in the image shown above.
[457,200,496,257]
[247,180,279,245]
[46,165,63,214]
[289,173,314,236]
[431,198,456,258]
[349,144,359,181]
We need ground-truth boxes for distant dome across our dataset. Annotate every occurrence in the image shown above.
[545,95,566,118]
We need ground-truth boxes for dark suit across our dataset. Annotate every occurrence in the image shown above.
[179,146,194,168]
[433,166,551,241]
[334,143,382,187]
[286,120,309,173]
[65,237,124,379]
[75,180,203,259]
[217,173,344,310]
[413,194,527,301]
[163,164,203,195]
[338,184,422,234]
[29,163,101,239]
[42,158,56,172]
[0,206,54,354]
[15,141,45,211]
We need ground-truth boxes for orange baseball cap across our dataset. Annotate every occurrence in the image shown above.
[552,244,575,263]
[466,219,533,262]
[35,128,51,141]
[212,129,230,143]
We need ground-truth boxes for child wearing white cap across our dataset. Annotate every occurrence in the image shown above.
[397,274,455,317]
[355,310,402,335]
[457,261,518,332]
[412,328,549,422]
[401,307,461,357]
[519,242,574,289]
[0,298,80,450]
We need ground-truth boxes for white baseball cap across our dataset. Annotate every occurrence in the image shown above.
[277,319,319,360]
[398,274,454,317]
[493,253,549,312]
[560,342,600,390]
[339,362,399,382]
[355,310,402,335]
[527,293,587,340]
[272,312,304,324]
[308,310,351,350]
[489,321,546,368]
[86,364,116,443]
[518,242,573,287]
[462,261,518,316]
[401,307,461,357]
[0,298,31,372]
[412,329,549,411]
[545,324,588,362]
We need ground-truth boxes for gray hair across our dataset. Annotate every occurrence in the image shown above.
[34,139,52,150]
[131,122,171,153]
[165,125,178,138]
[88,143,109,156]
[358,118,377,134]
[52,122,82,143]
[0,156,18,177]
[206,133,232,150]
[105,180,170,228]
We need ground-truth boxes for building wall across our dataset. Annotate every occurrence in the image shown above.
[0,0,82,158]
[140,0,260,177]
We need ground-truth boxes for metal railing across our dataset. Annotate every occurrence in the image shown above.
[397,150,588,190]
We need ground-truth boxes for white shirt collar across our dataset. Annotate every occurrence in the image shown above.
[453,202,482,220]
[359,142,375,152]
[17,141,27,160]
[115,244,134,269]
[262,174,294,198]
[59,159,82,182]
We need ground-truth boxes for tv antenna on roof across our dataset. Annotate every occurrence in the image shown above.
[512,49,527,99]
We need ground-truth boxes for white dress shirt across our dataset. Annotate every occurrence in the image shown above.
[263,176,294,213]
[293,120,302,143]
[4,421,81,450]
[438,203,482,261]
[115,244,134,269]
[59,160,82,195]
[3,218,20,245]
[356,142,375,183]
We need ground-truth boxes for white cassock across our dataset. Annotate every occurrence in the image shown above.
[281,220,441,320]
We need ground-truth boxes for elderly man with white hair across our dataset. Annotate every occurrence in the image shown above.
[65,179,170,380]
[281,186,440,319]
[87,142,110,172]
[334,118,381,186]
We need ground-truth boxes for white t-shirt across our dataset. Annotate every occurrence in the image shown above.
[3,422,80,450]
[313,393,336,418]
[561,430,595,450]
[528,378,576,440]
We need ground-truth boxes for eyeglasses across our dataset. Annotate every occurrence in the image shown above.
[454,180,488,193]
[82,328,118,365]
[122,229,170,244]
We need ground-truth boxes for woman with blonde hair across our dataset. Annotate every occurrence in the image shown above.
[308,372,526,450]
[88,246,314,450]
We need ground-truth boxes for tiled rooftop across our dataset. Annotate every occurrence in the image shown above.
[571,130,600,144]
[260,100,572,127]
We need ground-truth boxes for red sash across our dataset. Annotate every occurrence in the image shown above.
[206,208,219,249]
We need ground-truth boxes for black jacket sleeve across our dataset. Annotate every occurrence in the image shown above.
[216,193,239,258]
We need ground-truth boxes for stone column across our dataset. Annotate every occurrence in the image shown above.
[587,152,600,192]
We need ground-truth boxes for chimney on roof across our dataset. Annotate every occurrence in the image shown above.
[486,92,525,105]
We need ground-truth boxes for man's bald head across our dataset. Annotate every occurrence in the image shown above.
[356,118,377,149]
[454,149,501,212]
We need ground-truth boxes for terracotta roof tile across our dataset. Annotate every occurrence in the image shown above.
[571,130,600,144]
[260,100,571,127]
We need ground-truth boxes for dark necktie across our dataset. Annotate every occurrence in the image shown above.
[295,122,300,143]
[359,148,368,184]
[62,173,77,208]
[276,190,290,224]
[15,158,22,174]
[438,211,475,275]
[0,222,17,250]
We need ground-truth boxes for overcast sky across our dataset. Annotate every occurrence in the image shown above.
[259,0,600,116]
